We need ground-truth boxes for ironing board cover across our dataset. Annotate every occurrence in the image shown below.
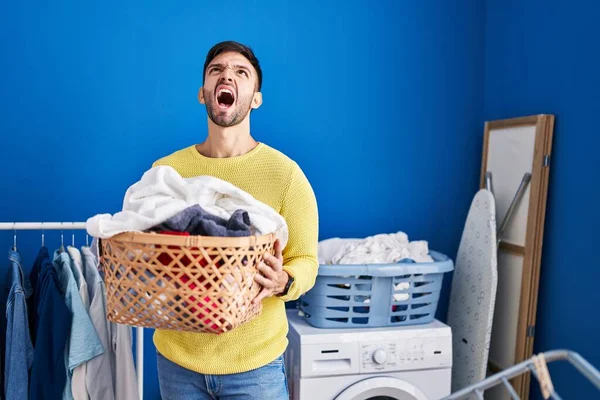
[447,189,498,394]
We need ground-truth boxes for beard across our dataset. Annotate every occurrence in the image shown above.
[204,92,253,127]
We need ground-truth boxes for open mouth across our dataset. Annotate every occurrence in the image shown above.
[217,87,235,109]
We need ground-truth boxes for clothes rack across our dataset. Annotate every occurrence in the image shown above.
[0,222,144,400]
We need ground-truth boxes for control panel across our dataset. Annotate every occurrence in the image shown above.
[397,338,426,364]
[359,334,451,373]
[360,342,397,372]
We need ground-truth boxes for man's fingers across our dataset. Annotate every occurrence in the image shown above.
[274,239,283,261]
[263,254,282,272]
[253,287,270,304]
[254,242,284,306]
[254,271,274,288]
[257,261,277,280]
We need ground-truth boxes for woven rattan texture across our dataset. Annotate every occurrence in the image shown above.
[99,232,275,334]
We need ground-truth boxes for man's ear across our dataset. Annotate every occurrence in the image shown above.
[198,87,205,104]
[251,91,263,109]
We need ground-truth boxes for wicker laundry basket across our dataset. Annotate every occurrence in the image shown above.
[98,231,276,334]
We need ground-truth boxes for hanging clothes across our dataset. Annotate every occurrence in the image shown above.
[3,249,34,400]
[67,247,89,308]
[83,244,139,400]
[29,247,71,400]
[110,322,138,400]
[27,247,46,344]
[52,250,104,400]
[66,246,91,400]
[110,324,139,400]
[1,230,141,400]
[81,246,115,400]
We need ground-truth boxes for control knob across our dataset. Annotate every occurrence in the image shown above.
[372,349,387,365]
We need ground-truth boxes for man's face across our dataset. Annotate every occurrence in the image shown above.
[200,51,261,127]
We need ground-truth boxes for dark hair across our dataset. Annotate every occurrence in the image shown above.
[203,41,262,91]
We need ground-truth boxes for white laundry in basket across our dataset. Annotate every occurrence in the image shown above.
[86,165,289,247]
[318,232,434,264]
[393,282,411,301]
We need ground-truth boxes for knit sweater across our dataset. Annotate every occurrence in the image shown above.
[151,142,319,374]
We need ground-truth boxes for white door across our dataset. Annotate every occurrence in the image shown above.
[335,377,430,400]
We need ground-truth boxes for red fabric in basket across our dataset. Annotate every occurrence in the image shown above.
[156,231,222,332]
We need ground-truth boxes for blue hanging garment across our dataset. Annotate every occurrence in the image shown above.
[29,246,72,400]
[4,249,34,400]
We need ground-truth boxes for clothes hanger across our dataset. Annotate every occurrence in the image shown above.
[58,227,65,254]
[12,223,17,251]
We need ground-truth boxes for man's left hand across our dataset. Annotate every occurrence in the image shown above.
[253,239,288,304]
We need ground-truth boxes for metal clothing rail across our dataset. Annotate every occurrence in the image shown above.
[0,222,144,400]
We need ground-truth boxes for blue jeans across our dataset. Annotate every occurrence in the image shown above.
[157,352,289,399]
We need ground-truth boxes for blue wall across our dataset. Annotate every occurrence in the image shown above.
[0,1,486,398]
[483,0,600,398]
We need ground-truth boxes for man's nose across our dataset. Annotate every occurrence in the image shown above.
[219,68,234,83]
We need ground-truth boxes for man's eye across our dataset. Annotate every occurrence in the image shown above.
[237,70,248,77]
[210,67,221,73]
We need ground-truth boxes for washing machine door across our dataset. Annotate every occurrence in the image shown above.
[334,377,430,400]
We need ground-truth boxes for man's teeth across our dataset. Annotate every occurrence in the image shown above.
[218,89,233,96]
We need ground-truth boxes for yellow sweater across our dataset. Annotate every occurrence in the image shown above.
[151,142,319,374]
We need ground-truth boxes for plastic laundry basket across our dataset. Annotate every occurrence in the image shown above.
[299,250,453,328]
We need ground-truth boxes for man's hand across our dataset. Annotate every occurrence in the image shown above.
[253,239,288,304]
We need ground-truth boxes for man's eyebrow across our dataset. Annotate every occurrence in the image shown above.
[207,62,225,70]
[233,64,252,74]
[207,62,252,75]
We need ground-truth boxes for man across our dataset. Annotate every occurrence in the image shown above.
[151,40,319,399]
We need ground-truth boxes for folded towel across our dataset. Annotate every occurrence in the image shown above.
[86,166,288,248]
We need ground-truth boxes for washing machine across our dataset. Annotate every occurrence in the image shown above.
[285,310,452,400]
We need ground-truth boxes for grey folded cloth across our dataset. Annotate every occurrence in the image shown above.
[149,205,252,237]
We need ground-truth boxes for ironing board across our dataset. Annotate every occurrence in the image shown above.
[447,189,498,394]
